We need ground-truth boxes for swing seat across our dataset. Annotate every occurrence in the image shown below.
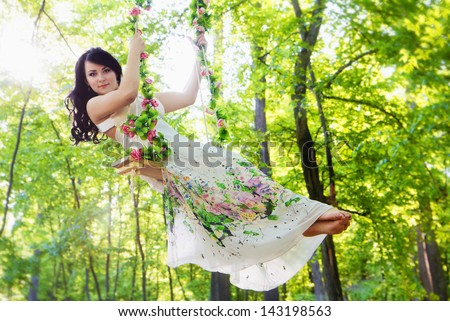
[112,156,162,175]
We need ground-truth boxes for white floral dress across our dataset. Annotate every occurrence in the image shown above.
[110,98,332,291]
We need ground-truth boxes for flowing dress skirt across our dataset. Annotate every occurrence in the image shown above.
[116,100,332,291]
[160,128,331,291]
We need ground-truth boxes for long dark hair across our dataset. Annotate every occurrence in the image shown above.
[65,47,122,145]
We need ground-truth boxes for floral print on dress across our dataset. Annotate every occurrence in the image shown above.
[163,158,302,247]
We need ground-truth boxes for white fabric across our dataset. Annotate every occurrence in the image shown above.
[106,96,331,291]
[96,117,115,133]
[107,96,166,193]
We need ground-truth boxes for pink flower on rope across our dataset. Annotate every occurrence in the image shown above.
[128,119,135,126]
[142,98,151,108]
[130,148,143,161]
[150,98,159,107]
[217,119,226,128]
[205,107,215,115]
[140,52,149,60]
[215,82,222,88]
[201,68,213,77]
[198,7,206,15]
[195,26,205,33]
[122,125,131,134]
[145,77,154,85]
[129,7,141,17]
[147,129,157,142]
[204,0,211,6]
[192,19,198,26]
[122,125,135,138]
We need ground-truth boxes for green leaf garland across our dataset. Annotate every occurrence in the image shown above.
[121,1,171,162]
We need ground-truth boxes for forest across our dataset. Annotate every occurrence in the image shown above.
[0,0,448,301]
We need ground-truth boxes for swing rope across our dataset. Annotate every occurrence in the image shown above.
[190,0,228,145]
[115,0,226,188]
[196,44,212,142]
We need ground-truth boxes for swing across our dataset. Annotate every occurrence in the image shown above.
[113,0,225,177]
[103,1,346,292]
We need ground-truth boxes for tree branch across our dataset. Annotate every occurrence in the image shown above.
[323,94,405,130]
[325,49,378,89]
[258,31,300,61]
[291,0,308,40]
[1,2,48,236]
[306,0,325,45]
[291,0,303,18]
[49,120,80,209]
[43,9,78,58]
[0,89,32,237]
[214,0,247,18]
[309,61,336,205]
[32,0,46,42]
[1,2,46,236]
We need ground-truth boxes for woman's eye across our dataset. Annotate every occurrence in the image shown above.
[88,72,96,77]
[103,68,111,73]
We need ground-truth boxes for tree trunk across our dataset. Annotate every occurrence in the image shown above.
[1,89,32,237]
[53,255,68,300]
[113,198,124,300]
[321,236,343,300]
[84,267,91,300]
[0,0,44,236]
[290,0,343,300]
[88,253,102,300]
[254,65,271,177]
[290,0,327,203]
[175,268,188,300]
[27,249,41,301]
[168,266,175,300]
[310,255,326,300]
[105,193,112,300]
[253,44,280,300]
[309,64,337,206]
[210,272,230,300]
[416,198,448,300]
[130,244,137,300]
[131,180,147,300]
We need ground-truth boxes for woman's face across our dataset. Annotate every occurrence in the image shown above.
[84,60,119,95]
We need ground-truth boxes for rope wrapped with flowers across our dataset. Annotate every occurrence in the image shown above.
[190,0,229,143]
[115,0,226,175]
[118,0,171,167]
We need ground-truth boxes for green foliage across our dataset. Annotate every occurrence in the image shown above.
[0,0,448,301]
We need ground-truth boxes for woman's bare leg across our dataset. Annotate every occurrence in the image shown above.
[139,165,163,180]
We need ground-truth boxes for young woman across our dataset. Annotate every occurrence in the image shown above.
[65,32,351,291]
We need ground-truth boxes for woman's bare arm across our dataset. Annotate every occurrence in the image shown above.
[155,34,207,113]
[87,33,145,123]
[155,58,201,113]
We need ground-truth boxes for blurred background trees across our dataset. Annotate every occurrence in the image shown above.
[0,0,448,300]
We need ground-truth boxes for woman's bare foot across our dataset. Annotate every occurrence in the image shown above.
[303,219,351,237]
[317,208,351,222]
